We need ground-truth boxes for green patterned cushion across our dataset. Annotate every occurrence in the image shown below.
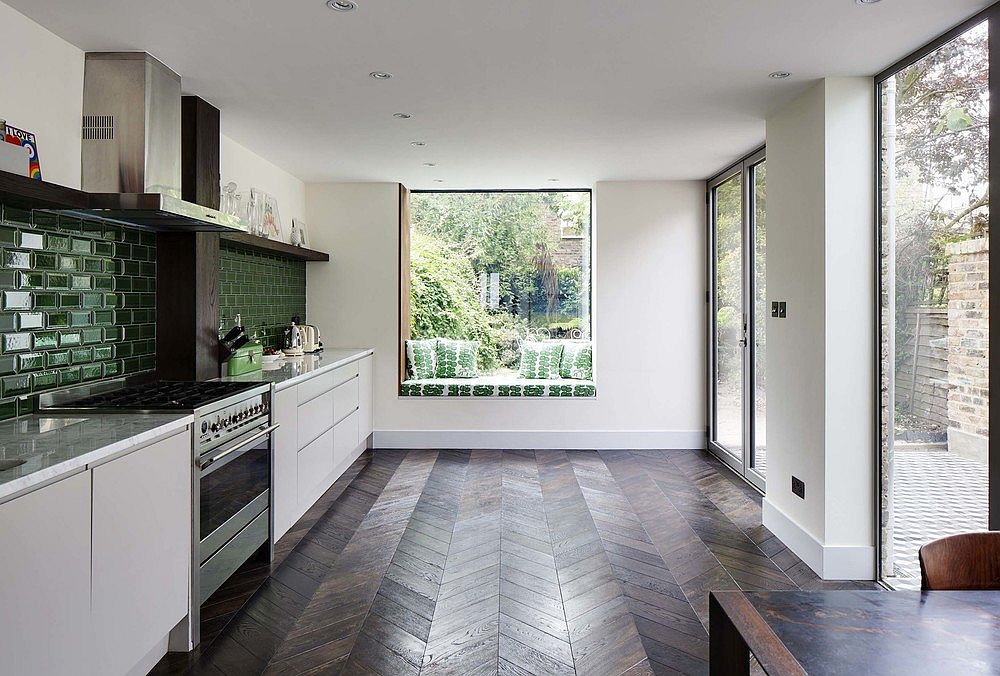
[405,339,438,379]
[435,339,479,378]
[559,341,593,380]
[400,377,596,397]
[518,341,565,379]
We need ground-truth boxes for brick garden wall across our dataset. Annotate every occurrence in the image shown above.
[945,237,989,461]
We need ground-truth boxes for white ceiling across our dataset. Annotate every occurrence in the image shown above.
[6,0,990,188]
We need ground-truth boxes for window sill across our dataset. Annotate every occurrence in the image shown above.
[400,377,596,398]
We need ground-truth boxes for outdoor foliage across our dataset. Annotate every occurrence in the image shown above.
[887,23,989,373]
[409,191,591,373]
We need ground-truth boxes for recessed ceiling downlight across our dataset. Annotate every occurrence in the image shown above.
[369,71,392,80]
[393,112,411,119]
[411,141,426,147]
[434,179,444,183]
[424,162,436,167]
[548,178,560,182]
[768,71,792,79]
[326,0,357,11]
[856,0,881,4]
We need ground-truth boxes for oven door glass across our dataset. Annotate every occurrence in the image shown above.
[199,426,270,545]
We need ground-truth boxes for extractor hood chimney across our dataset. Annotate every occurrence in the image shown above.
[62,52,243,232]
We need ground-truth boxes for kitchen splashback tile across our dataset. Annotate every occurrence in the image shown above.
[218,242,307,350]
[0,203,157,419]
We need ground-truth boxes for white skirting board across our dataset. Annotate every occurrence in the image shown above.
[762,498,876,581]
[373,429,706,450]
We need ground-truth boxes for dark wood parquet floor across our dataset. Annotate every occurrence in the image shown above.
[151,449,877,676]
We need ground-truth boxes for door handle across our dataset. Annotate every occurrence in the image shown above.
[198,424,280,471]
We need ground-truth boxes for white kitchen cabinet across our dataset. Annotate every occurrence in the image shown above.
[297,427,334,510]
[271,353,375,541]
[90,430,190,676]
[334,408,360,465]
[358,354,373,445]
[333,374,360,423]
[298,388,334,450]
[0,471,92,676]
[272,385,299,540]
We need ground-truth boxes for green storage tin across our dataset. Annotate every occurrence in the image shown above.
[226,343,263,376]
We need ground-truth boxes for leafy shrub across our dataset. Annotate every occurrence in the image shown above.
[410,231,527,372]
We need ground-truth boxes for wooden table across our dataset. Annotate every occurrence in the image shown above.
[709,590,1000,675]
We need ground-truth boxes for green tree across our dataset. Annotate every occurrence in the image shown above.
[887,22,988,379]
[409,230,527,372]
[411,192,556,309]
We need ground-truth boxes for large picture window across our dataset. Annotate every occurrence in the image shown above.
[877,13,994,588]
[406,190,591,376]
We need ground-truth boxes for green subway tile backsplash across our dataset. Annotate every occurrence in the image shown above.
[219,242,306,350]
[0,203,157,419]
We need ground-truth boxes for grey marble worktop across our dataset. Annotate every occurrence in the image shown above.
[219,348,373,392]
[0,412,193,502]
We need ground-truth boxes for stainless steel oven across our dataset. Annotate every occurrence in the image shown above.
[197,420,276,603]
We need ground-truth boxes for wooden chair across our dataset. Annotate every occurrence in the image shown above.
[918,532,1000,591]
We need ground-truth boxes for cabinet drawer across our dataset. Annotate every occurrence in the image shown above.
[332,361,360,388]
[334,409,360,464]
[333,375,360,424]
[297,427,334,505]
[298,371,335,405]
[297,389,334,449]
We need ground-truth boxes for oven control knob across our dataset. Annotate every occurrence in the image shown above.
[223,417,230,428]
[211,422,219,433]
[201,421,208,434]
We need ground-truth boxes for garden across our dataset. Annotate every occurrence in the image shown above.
[409,191,591,375]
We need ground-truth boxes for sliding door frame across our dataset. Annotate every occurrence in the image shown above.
[874,3,1000,583]
[707,146,766,492]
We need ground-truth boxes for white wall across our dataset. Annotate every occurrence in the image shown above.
[220,134,306,234]
[763,78,875,580]
[0,2,83,188]
[305,181,706,449]
[764,81,829,547]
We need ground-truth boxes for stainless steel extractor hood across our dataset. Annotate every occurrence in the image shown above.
[59,52,244,232]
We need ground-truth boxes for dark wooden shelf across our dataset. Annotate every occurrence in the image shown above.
[0,169,90,210]
[219,232,330,261]
[0,169,331,262]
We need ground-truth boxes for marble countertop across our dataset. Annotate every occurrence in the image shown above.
[0,412,193,502]
[219,348,373,391]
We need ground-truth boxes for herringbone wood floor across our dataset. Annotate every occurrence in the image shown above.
[152,449,876,676]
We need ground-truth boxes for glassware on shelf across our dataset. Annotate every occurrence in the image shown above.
[245,188,264,237]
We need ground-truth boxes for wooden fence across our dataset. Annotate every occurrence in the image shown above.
[894,306,949,427]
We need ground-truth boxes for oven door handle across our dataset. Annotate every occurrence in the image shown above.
[198,424,280,471]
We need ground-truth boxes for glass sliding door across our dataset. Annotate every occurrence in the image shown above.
[709,149,766,490]
[712,170,745,461]
[750,159,767,478]
[877,17,991,588]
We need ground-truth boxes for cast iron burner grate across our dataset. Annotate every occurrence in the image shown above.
[64,381,262,410]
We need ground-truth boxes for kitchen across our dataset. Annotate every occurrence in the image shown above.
[0,41,374,676]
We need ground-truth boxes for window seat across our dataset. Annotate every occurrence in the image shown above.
[401,376,596,398]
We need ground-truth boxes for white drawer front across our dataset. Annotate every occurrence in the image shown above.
[298,371,335,405]
[297,389,334,450]
[334,409,360,465]
[297,427,334,505]
[333,375,360,424]
[332,361,360,388]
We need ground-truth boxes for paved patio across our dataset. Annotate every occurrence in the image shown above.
[887,446,989,589]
